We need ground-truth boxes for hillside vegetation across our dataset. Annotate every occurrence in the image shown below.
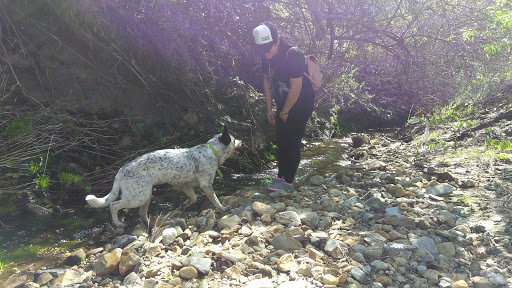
[1,0,512,196]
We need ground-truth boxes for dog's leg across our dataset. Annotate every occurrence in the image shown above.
[179,187,197,211]
[110,201,126,228]
[138,196,151,226]
[199,182,229,211]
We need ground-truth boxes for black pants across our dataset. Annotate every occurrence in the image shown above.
[275,107,313,183]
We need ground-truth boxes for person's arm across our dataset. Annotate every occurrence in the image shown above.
[279,76,302,122]
[263,74,275,125]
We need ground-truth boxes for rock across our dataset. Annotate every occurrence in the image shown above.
[26,203,52,216]
[350,266,369,284]
[385,207,405,219]
[161,228,178,245]
[94,248,122,275]
[452,280,469,288]
[36,272,53,285]
[271,232,303,252]
[145,243,162,257]
[375,275,393,286]
[309,175,324,185]
[352,134,370,148]
[386,184,406,197]
[33,269,64,283]
[362,159,386,170]
[218,214,241,229]
[299,211,319,228]
[145,265,162,277]
[53,269,86,286]
[276,254,298,272]
[251,202,276,217]
[179,266,198,280]
[122,272,140,286]
[324,238,347,259]
[275,211,301,226]
[221,265,243,280]
[185,257,211,276]
[471,276,493,288]
[323,274,339,285]
[364,245,384,261]
[364,197,386,213]
[119,247,141,276]
[425,183,453,197]
[371,260,389,271]
[3,264,35,288]
[412,236,439,257]
[436,242,456,257]
[112,235,137,249]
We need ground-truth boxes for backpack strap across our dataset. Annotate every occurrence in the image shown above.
[285,47,311,81]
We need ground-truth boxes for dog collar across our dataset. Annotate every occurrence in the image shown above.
[206,144,223,178]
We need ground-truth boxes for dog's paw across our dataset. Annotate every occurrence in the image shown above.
[219,205,231,212]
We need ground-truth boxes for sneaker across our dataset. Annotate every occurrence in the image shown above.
[266,180,294,192]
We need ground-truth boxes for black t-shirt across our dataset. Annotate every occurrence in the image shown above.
[261,43,315,111]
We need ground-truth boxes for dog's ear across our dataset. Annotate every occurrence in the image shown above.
[219,128,231,146]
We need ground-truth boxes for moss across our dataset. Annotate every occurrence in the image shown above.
[57,240,86,251]
[0,244,42,264]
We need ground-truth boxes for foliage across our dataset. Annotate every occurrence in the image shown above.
[28,159,42,175]
[35,174,51,190]
[5,119,32,138]
[58,172,82,189]
[485,140,512,151]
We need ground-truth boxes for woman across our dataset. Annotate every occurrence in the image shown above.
[252,21,315,192]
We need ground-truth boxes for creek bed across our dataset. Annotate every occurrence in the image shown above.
[0,137,351,282]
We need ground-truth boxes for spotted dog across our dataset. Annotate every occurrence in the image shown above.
[85,129,242,227]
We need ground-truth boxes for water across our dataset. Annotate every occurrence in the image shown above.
[0,138,350,281]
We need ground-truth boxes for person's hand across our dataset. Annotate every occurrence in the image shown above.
[267,111,276,125]
[279,111,289,122]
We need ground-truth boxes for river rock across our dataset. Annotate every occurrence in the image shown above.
[119,247,141,276]
[185,257,211,276]
[412,236,439,256]
[53,269,88,286]
[251,201,276,217]
[122,272,140,286]
[271,232,303,252]
[179,266,198,280]
[309,175,324,185]
[436,242,456,257]
[276,254,298,272]
[352,134,370,148]
[36,272,53,285]
[425,183,453,197]
[218,214,241,229]
[94,248,122,275]
[222,265,243,279]
[161,227,178,245]
[112,234,137,249]
[276,211,301,226]
[452,280,469,288]
[386,184,406,197]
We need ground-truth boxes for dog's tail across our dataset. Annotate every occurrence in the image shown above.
[85,173,122,208]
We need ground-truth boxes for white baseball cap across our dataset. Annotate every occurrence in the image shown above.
[253,22,277,56]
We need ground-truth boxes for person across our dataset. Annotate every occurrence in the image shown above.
[252,21,315,192]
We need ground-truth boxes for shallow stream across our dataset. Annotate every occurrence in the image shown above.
[0,138,351,281]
